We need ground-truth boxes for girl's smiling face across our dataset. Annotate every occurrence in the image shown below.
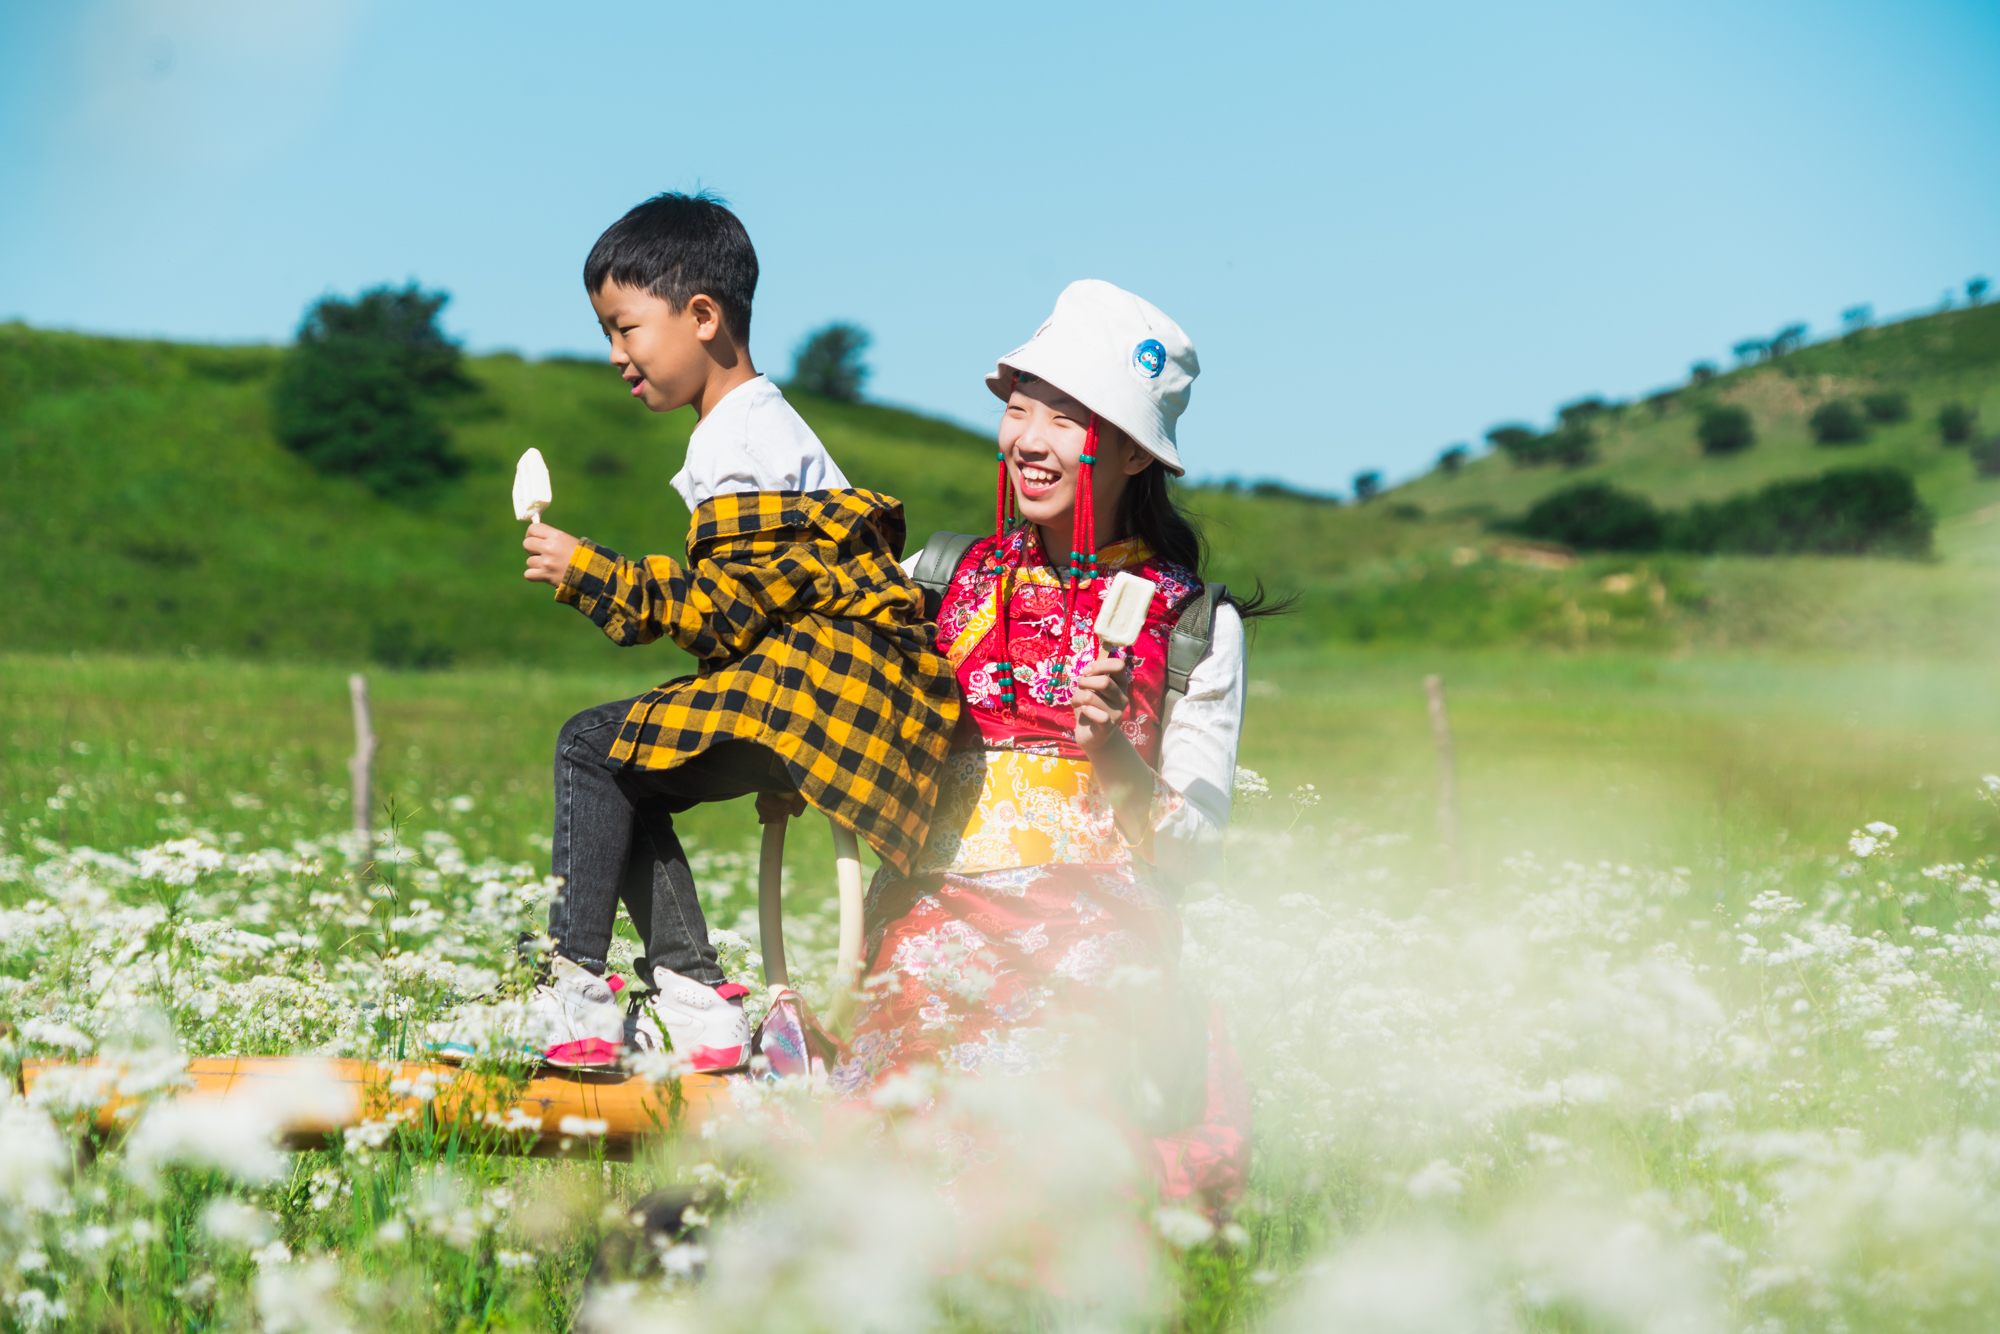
[999,377,1154,547]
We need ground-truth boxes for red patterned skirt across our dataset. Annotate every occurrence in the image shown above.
[832,862,1249,1207]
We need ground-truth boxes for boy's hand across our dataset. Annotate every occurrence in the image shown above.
[523,522,581,586]
[755,791,809,824]
[1071,655,1133,754]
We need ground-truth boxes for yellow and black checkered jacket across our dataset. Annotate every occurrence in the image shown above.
[555,489,960,875]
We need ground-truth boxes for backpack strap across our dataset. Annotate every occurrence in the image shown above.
[909,531,980,621]
[1162,583,1226,726]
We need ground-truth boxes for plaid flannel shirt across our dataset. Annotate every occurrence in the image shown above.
[555,489,960,875]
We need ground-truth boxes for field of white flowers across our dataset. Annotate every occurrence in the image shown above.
[5,765,2000,1333]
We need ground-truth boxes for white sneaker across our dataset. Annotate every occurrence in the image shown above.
[648,967,752,1072]
[529,956,663,1070]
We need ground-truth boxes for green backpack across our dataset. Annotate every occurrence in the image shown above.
[907,531,1226,724]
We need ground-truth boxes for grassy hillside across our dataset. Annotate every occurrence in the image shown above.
[6,304,2000,669]
[0,326,995,668]
[1393,301,2000,534]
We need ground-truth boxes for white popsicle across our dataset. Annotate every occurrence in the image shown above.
[1092,570,1158,649]
[512,448,552,523]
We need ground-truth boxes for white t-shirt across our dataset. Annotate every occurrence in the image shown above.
[671,374,850,510]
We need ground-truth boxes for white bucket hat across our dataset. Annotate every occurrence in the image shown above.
[985,279,1198,476]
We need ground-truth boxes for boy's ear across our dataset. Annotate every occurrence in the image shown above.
[687,294,722,343]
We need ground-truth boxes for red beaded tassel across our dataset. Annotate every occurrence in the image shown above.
[1053,414,1100,695]
[992,443,1019,712]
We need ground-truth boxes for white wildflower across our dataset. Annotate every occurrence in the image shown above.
[255,1259,349,1334]
[1233,767,1272,802]
[1407,1160,1468,1200]
[202,1199,275,1247]
[1153,1207,1216,1249]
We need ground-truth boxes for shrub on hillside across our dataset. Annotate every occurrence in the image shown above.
[1517,482,1664,552]
[1697,405,1755,455]
[1670,467,1932,557]
[1974,437,2000,478]
[1689,362,1718,385]
[1352,471,1382,502]
[1938,403,1977,444]
[1546,424,1597,468]
[1768,323,1808,357]
[1557,397,1609,427]
[1809,400,1867,445]
[1247,479,1342,506]
[271,284,473,496]
[1487,424,1539,465]
[1437,445,1468,475]
[1862,391,1910,423]
[1489,423,1596,469]
[789,322,871,402]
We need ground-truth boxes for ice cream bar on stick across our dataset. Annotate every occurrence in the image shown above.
[512,448,552,523]
[1092,570,1158,656]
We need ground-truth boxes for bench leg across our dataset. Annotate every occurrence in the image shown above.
[757,816,788,987]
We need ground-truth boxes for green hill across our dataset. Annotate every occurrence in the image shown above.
[0,326,1000,668]
[5,304,2000,668]
[1392,301,2000,549]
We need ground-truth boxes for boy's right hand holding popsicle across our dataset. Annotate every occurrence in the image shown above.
[513,447,582,586]
[523,522,581,586]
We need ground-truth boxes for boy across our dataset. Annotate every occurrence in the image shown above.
[517,192,959,1071]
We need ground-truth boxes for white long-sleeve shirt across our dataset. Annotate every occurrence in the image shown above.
[671,374,849,510]
[1146,601,1245,887]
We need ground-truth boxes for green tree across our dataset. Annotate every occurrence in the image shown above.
[1689,362,1718,385]
[1974,436,2000,477]
[1436,445,1468,475]
[1547,424,1597,468]
[789,322,872,402]
[1486,424,1540,466]
[270,284,473,497]
[1809,400,1867,445]
[1671,467,1932,557]
[1697,405,1755,455]
[1938,403,1977,444]
[1352,470,1382,502]
[1861,391,1909,423]
[1517,482,1664,551]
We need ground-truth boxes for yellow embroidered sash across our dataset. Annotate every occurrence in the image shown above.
[913,751,1135,876]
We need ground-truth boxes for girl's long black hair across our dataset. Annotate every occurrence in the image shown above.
[1116,457,1294,622]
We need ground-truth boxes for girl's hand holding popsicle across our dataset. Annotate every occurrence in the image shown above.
[1072,571,1157,753]
[1070,654,1134,752]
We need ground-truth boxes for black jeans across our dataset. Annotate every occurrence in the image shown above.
[549,698,794,986]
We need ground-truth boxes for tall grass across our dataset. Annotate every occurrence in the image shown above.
[6,649,2000,1329]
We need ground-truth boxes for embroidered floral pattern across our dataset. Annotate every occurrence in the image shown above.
[833,529,1248,1206]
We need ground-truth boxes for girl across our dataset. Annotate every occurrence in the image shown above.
[831,279,1282,1207]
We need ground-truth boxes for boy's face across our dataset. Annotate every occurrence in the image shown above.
[589,281,726,413]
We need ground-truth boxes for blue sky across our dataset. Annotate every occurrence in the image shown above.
[2,0,1994,494]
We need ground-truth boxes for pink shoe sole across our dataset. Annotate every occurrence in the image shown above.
[542,1038,623,1071]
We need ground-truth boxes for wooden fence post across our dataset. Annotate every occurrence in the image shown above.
[348,674,377,840]
[1424,674,1463,885]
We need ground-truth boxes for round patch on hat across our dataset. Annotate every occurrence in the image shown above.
[1132,338,1167,379]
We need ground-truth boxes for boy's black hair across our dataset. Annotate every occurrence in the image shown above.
[583,191,758,345]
